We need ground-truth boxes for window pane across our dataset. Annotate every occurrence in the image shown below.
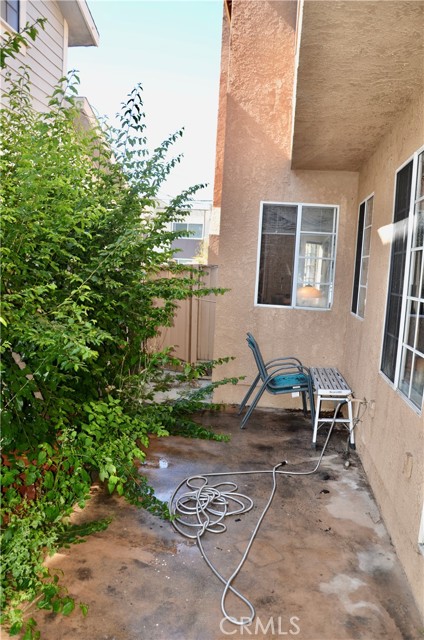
[299,234,334,260]
[1,1,19,30]
[188,223,203,238]
[408,250,423,298]
[262,204,297,234]
[363,226,371,256]
[301,207,335,232]
[258,233,295,305]
[417,302,424,354]
[173,223,186,233]
[404,299,417,348]
[296,284,331,308]
[360,257,369,287]
[413,202,424,249]
[358,286,366,318]
[386,292,402,337]
[411,355,424,409]
[399,348,413,396]
[365,197,374,227]
[381,334,398,382]
[297,257,333,285]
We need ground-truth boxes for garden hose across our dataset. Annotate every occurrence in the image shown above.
[169,403,345,627]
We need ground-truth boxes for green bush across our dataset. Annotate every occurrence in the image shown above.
[0,57,237,637]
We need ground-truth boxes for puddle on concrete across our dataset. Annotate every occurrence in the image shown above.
[141,456,170,469]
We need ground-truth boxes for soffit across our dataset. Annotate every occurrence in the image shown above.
[291,0,424,171]
[57,0,99,47]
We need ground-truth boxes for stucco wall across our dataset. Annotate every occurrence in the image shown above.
[212,0,358,410]
[342,92,424,617]
[212,0,423,616]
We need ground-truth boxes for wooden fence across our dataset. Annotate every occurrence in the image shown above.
[152,265,218,364]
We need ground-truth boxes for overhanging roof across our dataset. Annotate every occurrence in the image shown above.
[57,0,99,47]
[291,0,424,171]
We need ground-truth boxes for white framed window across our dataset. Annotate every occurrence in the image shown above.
[255,202,338,310]
[352,195,374,318]
[381,148,424,412]
[1,0,20,31]
[172,222,204,239]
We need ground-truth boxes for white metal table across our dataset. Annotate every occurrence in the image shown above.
[310,367,355,449]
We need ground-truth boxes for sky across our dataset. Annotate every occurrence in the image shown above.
[68,0,223,202]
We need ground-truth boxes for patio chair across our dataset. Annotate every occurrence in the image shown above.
[239,333,315,429]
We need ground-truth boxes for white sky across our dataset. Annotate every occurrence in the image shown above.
[68,0,223,202]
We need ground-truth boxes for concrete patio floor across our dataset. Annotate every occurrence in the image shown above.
[27,408,423,639]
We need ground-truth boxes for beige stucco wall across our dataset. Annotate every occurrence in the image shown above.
[212,0,358,410]
[342,91,424,617]
[212,0,424,615]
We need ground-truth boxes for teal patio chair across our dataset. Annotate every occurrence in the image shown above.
[239,333,315,429]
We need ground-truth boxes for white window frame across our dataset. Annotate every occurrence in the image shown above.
[351,194,374,319]
[254,201,339,311]
[380,146,424,413]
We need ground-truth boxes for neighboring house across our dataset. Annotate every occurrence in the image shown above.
[163,200,215,264]
[0,0,98,111]
[212,0,424,617]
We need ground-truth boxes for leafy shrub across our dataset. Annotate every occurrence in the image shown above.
[0,52,237,637]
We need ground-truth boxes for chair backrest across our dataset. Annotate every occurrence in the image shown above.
[246,333,268,380]
[246,332,306,381]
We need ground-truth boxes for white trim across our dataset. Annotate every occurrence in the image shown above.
[380,145,424,413]
[62,18,69,76]
[393,157,418,387]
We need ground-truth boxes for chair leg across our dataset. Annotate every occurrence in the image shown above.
[238,373,260,415]
[301,392,307,416]
[240,384,267,428]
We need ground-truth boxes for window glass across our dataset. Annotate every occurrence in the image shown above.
[352,196,373,318]
[1,0,19,30]
[172,222,203,239]
[257,203,337,309]
[188,223,203,239]
[301,207,334,233]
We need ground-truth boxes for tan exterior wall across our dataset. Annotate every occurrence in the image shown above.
[213,3,231,209]
[342,92,424,617]
[212,0,358,410]
[212,0,424,615]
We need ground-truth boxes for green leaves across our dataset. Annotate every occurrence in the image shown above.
[0,19,46,69]
[0,63,233,639]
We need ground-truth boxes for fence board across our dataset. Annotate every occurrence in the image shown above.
[154,265,218,363]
